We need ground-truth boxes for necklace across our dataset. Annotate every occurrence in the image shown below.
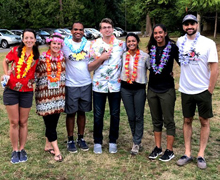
[124,49,140,84]
[179,32,200,65]
[150,41,172,74]
[45,49,63,82]
[64,36,87,54]
[91,35,115,60]
[17,46,34,79]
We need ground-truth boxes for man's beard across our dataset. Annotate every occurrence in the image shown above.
[185,28,197,36]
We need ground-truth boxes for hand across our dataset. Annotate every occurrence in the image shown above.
[208,88,214,95]
[7,70,12,75]
[100,51,111,61]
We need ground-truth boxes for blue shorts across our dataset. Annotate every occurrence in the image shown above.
[65,84,92,114]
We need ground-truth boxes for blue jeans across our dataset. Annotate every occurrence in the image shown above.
[93,91,121,144]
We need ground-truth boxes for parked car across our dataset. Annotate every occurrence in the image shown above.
[40,28,55,35]
[113,28,122,37]
[85,28,101,39]
[115,27,127,36]
[53,29,69,38]
[36,30,50,44]
[11,30,42,45]
[84,29,93,39]
[0,29,21,49]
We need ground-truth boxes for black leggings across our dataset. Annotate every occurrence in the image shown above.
[43,113,60,142]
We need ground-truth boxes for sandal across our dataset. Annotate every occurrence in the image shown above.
[44,149,55,156]
[54,154,63,162]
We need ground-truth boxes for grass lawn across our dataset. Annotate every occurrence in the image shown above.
[0,35,220,180]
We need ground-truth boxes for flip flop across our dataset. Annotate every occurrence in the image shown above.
[44,149,55,155]
[54,154,63,162]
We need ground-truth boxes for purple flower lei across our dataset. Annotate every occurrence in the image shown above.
[179,32,200,65]
[150,41,172,74]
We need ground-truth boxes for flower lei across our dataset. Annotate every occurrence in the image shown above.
[17,46,34,79]
[91,35,115,60]
[124,49,140,84]
[150,41,172,74]
[45,49,63,82]
[179,32,200,65]
[64,36,87,54]
[46,32,64,46]
[107,35,115,54]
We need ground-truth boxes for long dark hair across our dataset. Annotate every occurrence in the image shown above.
[17,29,40,60]
[147,24,175,53]
[125,33,140,51]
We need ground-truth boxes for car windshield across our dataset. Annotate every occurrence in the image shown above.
[39,30,50,35]
[0,30,14,35]
[54,29,62,33]
[63,29,71,33]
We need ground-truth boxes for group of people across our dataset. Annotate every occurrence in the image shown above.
[2,14,218,170]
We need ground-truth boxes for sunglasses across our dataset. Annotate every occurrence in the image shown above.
[183,22,196,26]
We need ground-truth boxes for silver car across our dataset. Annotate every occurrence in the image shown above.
[0,29,21,49]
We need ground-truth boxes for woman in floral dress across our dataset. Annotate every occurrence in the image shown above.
[35,33,65,162]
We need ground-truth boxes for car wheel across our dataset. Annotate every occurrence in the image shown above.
[113,33,116,37]
[1,40,9,49]
[42,38,46,45]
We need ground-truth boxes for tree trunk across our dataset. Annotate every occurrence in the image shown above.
[214,11,218,39]
[59,0,64,27]
[146,13,152,37]
[197,14,201,32]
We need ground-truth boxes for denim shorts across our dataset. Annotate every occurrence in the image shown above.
[3,88,33,108]
[181,90,213,119]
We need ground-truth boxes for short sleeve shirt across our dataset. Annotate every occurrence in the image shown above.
[5,46,39,92]
[62,39,91,87]
[177,34,218,94]
[89,37,125,93]
[121,50,150,84]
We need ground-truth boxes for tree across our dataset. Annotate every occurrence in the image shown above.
[175,0,220,38]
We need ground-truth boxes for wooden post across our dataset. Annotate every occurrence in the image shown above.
[214,11,218,39]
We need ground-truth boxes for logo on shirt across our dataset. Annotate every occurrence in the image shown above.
[182,48,200,65]
[69,50,88,61]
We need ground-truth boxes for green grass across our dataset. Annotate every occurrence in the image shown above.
[0,36,220,180]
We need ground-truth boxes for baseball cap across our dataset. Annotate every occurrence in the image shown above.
[182,14,198,24]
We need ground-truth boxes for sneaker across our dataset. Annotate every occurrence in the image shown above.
[197,156,207,169]
[176,155,193,166]
[109,143,117,154]
[77,138,89,151]
[149,146,162,159]
[11,151,20,164]
[130,144,139,155]
[159,149,175,162]
[19,149,28,162]
[93,144,102,154]
[67,140,77,153]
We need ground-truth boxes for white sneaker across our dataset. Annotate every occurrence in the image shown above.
[109,143,117,153]
[93,144,102,154]
[131,143,139,155]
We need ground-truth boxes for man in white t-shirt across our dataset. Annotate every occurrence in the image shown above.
[176,14,219,169]
[62,22,92,153]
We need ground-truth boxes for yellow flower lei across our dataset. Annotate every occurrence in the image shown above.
[17,46,34,79]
